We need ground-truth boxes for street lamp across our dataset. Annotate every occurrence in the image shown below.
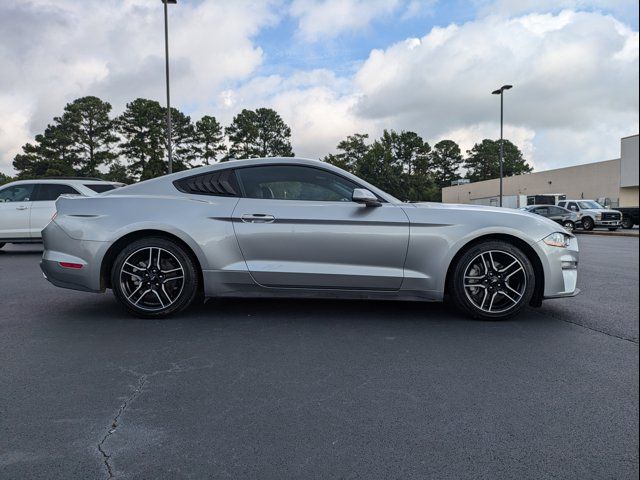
[491,84,512,207]
[162,0,177,174]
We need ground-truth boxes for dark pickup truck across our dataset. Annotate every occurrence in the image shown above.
[618,207,639,229]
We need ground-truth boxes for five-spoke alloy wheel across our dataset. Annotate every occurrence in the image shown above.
[450,241,535,320]
[111,237,199,318]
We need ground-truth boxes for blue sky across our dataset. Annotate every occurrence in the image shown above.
[0,0,638,174]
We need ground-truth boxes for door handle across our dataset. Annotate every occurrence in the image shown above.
[241,214,275,223]
[16,206,28,210]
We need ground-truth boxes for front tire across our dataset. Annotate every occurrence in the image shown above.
[450,241,535,320]
[582,217,594,231]
[111,237,199,318]
[562,220,575,232]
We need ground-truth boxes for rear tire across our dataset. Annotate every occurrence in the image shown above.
[621,217,634,229]
[110,237,199,318]
[582,217,594,231]
[450,241,535,320]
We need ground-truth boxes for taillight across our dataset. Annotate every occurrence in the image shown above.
[59,262,83,269]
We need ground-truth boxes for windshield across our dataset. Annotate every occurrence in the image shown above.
[578,201,604,209]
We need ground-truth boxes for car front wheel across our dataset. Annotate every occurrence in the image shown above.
[562,220,575,232]
[450,241,535,320]
[111,237,199,318]
[582,217,594,231]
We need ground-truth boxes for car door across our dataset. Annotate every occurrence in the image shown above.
[29,183,81,238]
[0,184,35,239]
[548,206,567,224]
[232,165,410,290]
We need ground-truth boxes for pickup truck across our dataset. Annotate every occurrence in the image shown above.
[557,199,622,231]
[617,207,639,229]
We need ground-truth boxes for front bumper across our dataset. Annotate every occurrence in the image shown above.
[595,220,621,227]
[538,235,580,299]
[40,220,105,293]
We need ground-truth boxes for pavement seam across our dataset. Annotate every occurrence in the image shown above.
[557,317,639,345]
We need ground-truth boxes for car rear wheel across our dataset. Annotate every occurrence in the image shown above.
[450,241,535,320]
[582,217,594,231]
[621,217,634,229]
[111,237,199,318]
[562,220,575,232]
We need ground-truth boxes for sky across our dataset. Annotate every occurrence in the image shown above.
[0,0,638,175]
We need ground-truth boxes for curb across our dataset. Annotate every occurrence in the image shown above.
[574,230,639,238]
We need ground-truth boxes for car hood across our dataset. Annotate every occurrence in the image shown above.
[403,202,568,240]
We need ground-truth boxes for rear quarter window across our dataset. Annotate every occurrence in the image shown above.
[84,184,117,193]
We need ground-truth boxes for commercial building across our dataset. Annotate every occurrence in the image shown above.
[442,134,639,208]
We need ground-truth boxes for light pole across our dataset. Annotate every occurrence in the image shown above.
[491,84,512,207]
[162,0,177,174]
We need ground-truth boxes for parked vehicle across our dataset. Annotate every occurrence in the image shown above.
[526,194,567,206]
[40,158,579,320]
[520,205,579,232]
[557,199,622,231]
[617,207,639,229]
[0,178,124,248]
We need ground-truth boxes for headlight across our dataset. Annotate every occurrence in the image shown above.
[543,232,571,248]
[595,213,602,220]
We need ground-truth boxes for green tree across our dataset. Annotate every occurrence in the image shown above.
[382,130,430,176]
[464,139,533,182]
[117,98,171,180]
[168,107,197,171]
[226,108,293,159]
[62,96,118,176]
[13,121,78,178]
[194,115,226,164]
[430,139,464,200]
[0,172,13,185]
[323,133,370,172]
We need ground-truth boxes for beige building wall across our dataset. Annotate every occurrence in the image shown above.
[442,159,621,204]
[620,186,639,207]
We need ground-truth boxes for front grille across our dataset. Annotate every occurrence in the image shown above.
[602,212,621,221]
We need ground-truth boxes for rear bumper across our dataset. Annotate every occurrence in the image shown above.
[40,221,105,293]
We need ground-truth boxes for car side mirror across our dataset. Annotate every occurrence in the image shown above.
[352,188,381,207]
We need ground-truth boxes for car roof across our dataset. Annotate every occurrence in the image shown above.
[3,179,120,186]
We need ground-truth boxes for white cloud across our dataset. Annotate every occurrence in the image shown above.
[0,0,279,173]
[350,10,638,167]
[0,2,638,176]
[289,0,404,41]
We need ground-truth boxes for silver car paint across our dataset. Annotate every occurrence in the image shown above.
[40,157,579,302]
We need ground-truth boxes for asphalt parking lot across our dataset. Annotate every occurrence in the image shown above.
[1,235,638,480]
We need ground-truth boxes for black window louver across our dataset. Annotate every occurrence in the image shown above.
[173,169,239,197]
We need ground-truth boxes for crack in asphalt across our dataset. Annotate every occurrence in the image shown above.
[96,358,215,479]
[97,373,148,479]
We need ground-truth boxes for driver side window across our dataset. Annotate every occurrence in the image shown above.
[236,165,358,202]
[567,202,579,212]
[0,184,35,202]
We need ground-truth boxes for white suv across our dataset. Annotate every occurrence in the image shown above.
[0,178,124,248]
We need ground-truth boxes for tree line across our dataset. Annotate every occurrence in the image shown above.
[4,95,533,201]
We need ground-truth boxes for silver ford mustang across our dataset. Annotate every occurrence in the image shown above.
[41,157,579,319]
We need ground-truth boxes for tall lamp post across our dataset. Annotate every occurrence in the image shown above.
[162,0,177,174]
[491,84,512,207]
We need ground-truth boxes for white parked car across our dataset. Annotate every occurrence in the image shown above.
[0,178,124,248]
